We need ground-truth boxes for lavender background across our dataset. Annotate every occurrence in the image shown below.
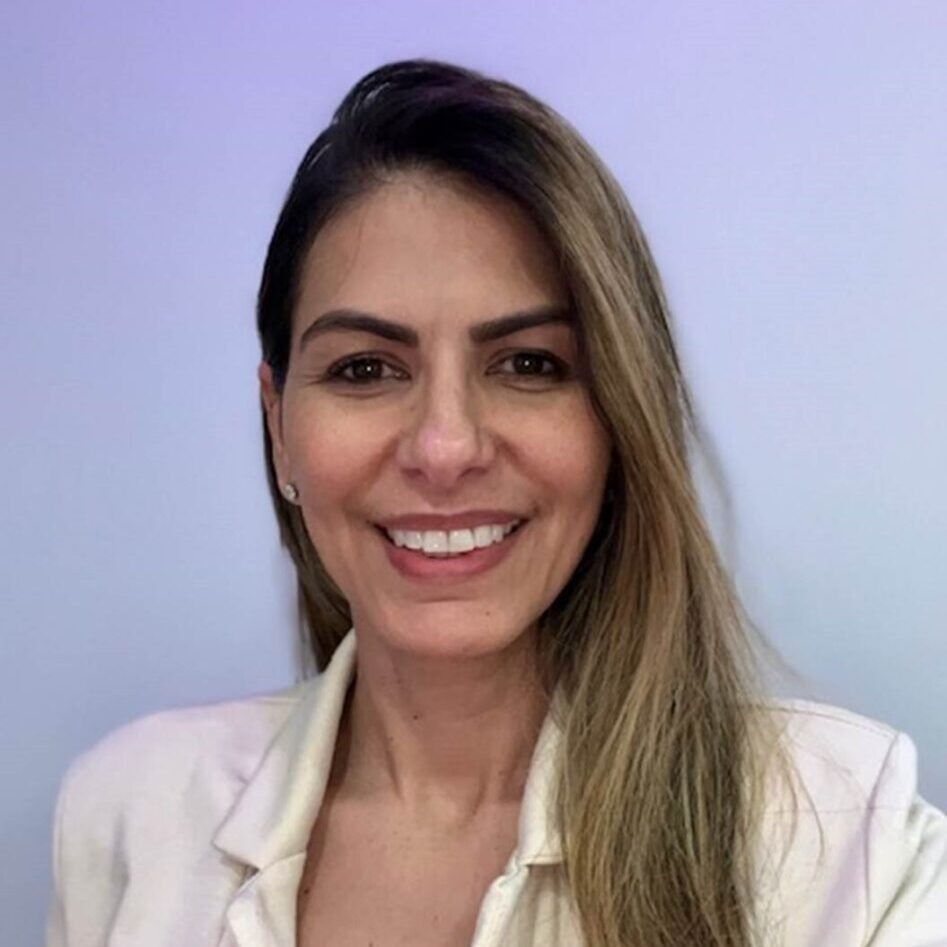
[2,2,945,940]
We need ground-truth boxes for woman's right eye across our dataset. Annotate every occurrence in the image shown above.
[323,355,408,385]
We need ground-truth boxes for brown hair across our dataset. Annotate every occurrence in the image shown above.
[256,59,794,946]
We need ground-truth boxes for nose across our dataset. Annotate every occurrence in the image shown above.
[395,361,495,492]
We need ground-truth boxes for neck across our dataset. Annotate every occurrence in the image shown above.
[333,626,549,831]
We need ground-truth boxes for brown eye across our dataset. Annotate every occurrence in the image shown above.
[494,351,569,380]
[325,355,407,385]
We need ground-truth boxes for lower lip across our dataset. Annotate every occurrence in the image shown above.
[376,522,527,580]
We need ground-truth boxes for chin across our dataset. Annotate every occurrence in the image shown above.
[358,605,535,662]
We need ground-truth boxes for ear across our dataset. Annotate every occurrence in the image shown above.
[258,361,291,488]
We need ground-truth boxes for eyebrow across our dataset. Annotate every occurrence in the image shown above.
[298,304,574,351]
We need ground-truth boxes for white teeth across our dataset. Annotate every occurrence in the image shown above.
[385,521,520,557]
[473,525,494,548]
[422,531,448,554]
[448,530,476,554]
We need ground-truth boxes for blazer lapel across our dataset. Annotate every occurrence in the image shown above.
[213,630,358,946]
[219,854,307,947]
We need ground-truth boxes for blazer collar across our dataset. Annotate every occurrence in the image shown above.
[213,628,564,872]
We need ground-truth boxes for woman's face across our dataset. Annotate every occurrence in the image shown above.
[261,172,611,660]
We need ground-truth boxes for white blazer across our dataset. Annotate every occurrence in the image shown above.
[46,630,947,946]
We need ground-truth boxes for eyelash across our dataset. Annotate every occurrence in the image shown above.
[322,351,570,386]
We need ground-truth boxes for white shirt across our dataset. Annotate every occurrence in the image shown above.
[46,629,947,946]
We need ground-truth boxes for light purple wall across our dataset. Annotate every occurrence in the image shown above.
[3,3,945,940]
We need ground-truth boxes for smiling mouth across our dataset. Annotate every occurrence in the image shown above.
[372,519,529,559]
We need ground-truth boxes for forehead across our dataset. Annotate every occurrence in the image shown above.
[295,172,567,327]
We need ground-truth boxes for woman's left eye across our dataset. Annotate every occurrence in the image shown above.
[492,351,569,380]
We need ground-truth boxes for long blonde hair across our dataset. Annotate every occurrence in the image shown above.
[257,59,794,946]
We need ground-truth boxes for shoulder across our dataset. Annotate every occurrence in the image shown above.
[754,699,947,945]
[68,682,307,778]
[55,682,311,845]
[47,683,321,944]
[763,698,911,811]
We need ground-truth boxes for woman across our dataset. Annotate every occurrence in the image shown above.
[46,60,946,947]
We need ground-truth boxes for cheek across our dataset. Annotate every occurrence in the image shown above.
[282,411,379,591]
[283,408,379,517]
[522,403,611,511]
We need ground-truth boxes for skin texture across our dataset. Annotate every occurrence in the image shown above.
[259,171,611,824]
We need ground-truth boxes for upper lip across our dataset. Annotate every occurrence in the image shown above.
[376,510,527,531]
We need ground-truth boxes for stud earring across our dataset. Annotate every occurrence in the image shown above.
[281,482,300,503]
